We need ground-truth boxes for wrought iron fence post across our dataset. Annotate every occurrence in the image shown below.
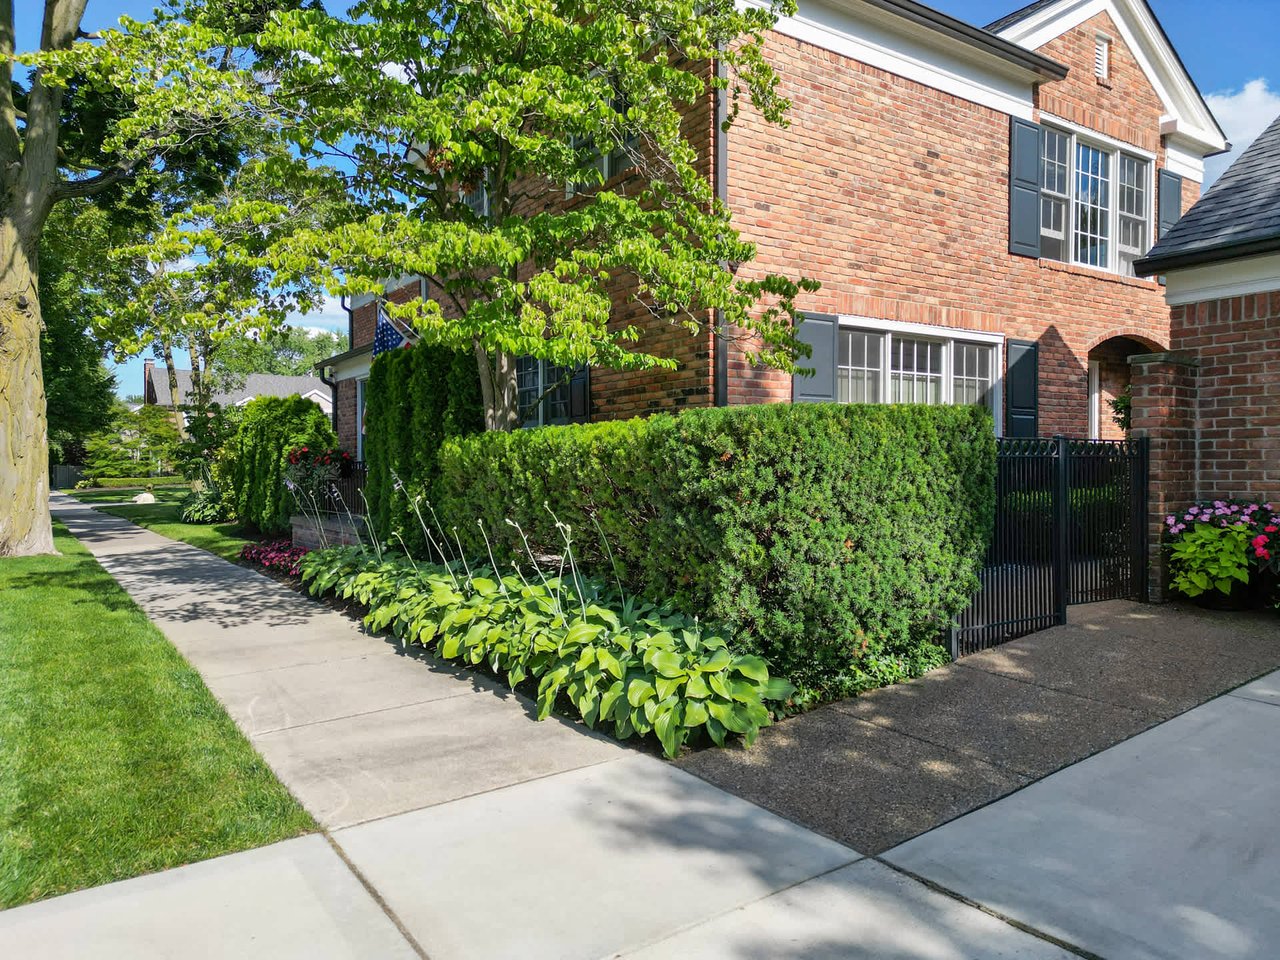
[1053,434,1070,626]
[1133,435,1151,602]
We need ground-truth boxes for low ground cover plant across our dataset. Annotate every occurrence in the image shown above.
[241,539,310,576]
[299,544,794,758]
[1165,499,1278,605]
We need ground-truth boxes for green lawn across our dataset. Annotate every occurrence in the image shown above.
[0,524,314,908]
[67,486,190,505]
[96,504,256,562]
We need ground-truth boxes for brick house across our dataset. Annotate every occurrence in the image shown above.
[322,0,1227,454]
[1129,110,1280,548]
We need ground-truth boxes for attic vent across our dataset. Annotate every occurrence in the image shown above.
[1094,35,1111,80]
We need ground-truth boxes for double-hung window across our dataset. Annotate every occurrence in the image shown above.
[568,96,637,196]
[1039,124,1152,276]
[834,321,999,417]
[516,356,572,427]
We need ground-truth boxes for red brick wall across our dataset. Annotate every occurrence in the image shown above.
[335,378,359,454]
[1170,292,1280,501]
[1129,354,1199,600]
[712,19,1190,436]
[350,278,423,349]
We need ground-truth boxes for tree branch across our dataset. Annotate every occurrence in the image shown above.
[50,160,139,202]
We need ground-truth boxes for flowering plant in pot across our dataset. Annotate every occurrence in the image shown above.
[1165,500,1277,609]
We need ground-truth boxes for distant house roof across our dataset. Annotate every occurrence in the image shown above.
[1134,113,1280,275]
[146,365,330,409]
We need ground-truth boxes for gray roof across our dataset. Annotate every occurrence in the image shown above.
[1135,112,1280,274]
[984,0,1056,33]
[147,366,329,408]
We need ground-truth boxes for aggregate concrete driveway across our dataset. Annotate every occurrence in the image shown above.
[6,495,1278,960]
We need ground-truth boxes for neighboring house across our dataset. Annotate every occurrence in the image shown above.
[143,359,333,417]
[1131,110,1280,502]
[325,0,1227,454]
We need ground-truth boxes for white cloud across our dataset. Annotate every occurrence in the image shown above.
[1204,78,1280,187]
[285,295,348,334]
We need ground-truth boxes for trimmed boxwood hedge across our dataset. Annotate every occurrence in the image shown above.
[438,403,996,699]
[225,395,337,534]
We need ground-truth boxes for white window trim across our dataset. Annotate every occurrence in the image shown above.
[1039,121,1156,277]
[355,377,368,461]
[1094,34,1111,81]
[1088,360,1101,440]
[835,315,1005,436]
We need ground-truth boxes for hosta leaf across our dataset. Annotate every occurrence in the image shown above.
[599,680,625,721]
[654,704,684,759]
[705,716,727,747]
[627,677,655,707]
[440,633,462,659]
[731,655,770,683]
[762,677,796,702]
[683,700,708,727]
[596,647,624,679]
[655,675,682,701]
[684,674,712,699]
[696,649,732,672]
[649,650,686,679]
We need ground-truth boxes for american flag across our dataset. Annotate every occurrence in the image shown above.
[372,302,415,356]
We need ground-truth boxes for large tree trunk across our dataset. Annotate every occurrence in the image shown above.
[474,341,519,431]
[158,336,185,437]
[0,219,55,555]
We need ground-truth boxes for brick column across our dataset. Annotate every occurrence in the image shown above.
[1128,352,1198,601]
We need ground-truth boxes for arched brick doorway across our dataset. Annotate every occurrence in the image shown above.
[1087,335,1161,439]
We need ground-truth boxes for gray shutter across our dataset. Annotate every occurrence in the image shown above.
[1005,339,1039,438]
[569,365,590,423]
[792,316,838,403]
[1009,117,1043,258]
[1158,169,1184,237]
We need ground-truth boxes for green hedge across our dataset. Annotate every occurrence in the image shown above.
[364,343,483,552]
[226,395,337,534]
[438,404,996,698]
[75,476,188,489]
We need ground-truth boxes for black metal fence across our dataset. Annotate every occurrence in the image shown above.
[316,461,368,516]
[949,436,1149,658]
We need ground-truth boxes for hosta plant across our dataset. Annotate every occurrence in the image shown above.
[299,546,795,758]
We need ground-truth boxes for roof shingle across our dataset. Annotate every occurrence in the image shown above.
[1134,112,1280,274]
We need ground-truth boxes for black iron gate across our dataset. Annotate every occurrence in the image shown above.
[949,436,1149,658]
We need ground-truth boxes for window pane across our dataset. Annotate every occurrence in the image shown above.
[953,343,994,409]
[890,337,942,405]
[516,355,540,426]
[1074,143,1110,268]
[543,361,572,424]
[837,330,882,403]
[1041,196,1067,262]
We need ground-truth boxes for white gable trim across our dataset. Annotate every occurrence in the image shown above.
[744,0,1037,119]
[993,0,1227,156]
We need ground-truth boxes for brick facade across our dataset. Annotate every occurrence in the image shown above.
[1129,292,1280,596]
[719,15,1195,437]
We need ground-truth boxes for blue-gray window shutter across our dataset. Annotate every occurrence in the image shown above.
[569,365,590,422]
[1158,169,1184,237]
[792,316,837,403]
[1005,339,1039,438]
[1156,169,1183,285]
[1009,117,1042,258]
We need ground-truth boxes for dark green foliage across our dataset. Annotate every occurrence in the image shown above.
[82,405,182,481]
[439,404,996,699]
[363,343,484,552]
[225,395,337,533]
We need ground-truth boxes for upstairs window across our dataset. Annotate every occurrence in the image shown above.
[568,96,637,196]
[1038,125,1152,276]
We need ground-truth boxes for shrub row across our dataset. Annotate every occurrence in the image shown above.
[364,343,483,552]
[75,476,188,489]
[299,546,794,757]
[224,396,337,534]
[438,403,996,699]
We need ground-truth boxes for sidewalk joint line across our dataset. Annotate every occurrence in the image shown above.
[323,832,433,960]
[871,856,1105,960]
[248,689,486,738]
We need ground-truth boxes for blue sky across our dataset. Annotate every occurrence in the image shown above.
[19,1,1280,396]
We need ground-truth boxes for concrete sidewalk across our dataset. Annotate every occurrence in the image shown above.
[0,496,1076,959]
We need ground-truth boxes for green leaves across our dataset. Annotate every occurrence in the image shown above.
[297,544,795,758]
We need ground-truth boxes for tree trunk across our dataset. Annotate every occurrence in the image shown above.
[0,218,55,555]
[474,341,519,431]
